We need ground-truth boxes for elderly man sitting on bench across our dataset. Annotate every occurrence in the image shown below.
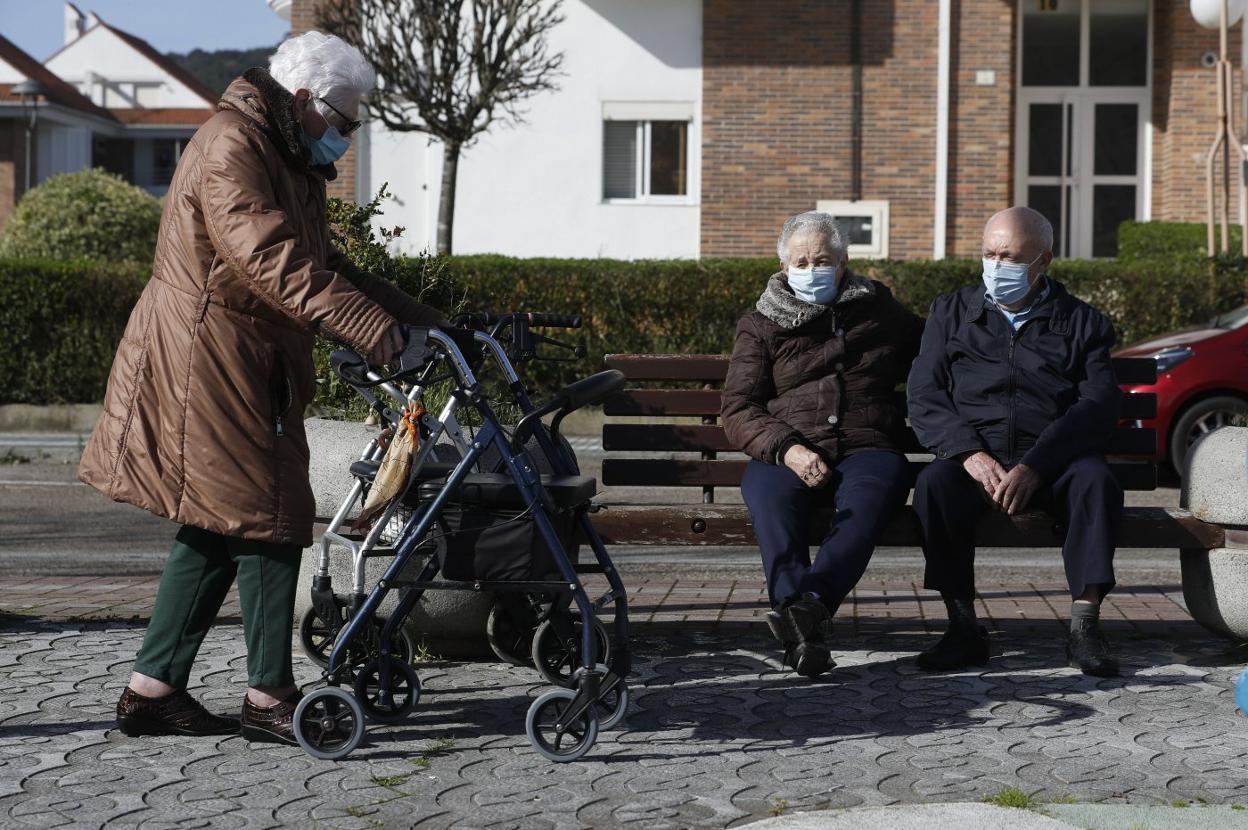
[907,206,1124,677]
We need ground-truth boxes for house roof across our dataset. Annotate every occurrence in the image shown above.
[110,107,214,126]
[95,21,220,107]
[0,33,115,122]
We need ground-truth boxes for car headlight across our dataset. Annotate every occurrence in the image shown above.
[1153,346,1194,374]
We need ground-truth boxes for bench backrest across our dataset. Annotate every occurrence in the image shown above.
[600,354,1159,502]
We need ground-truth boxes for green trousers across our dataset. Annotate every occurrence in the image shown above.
[133,524,303,689]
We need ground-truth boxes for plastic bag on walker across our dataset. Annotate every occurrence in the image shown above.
[355,402,425,530]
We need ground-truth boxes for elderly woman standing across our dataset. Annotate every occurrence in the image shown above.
[79,33,444,745]
[722,212,924,678]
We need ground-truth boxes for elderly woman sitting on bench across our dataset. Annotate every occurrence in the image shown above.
[720,211,925,678]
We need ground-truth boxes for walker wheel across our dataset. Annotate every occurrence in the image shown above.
[299,603,345,667]
[530,616,610,688]
[486,600,538,667]
[592,664,630,731]
[525,688,599,763]
[353,658,421,724]
[293,687,366,761]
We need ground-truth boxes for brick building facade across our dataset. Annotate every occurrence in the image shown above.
[283,0,1243,260]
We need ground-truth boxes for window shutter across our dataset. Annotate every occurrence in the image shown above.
[603,120,638,199]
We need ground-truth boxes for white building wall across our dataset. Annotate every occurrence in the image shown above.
[45,27,210,109]
[365,0,702,259]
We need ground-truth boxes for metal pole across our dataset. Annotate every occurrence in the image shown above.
[23,120,31,193]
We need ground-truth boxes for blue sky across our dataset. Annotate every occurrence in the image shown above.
[0,1,290,60]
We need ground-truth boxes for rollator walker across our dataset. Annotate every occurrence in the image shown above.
[293,322,631,762]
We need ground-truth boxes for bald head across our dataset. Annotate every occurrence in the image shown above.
[983,207,1054,261]
[981,207,1054,310]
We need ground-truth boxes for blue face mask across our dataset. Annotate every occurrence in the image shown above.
[982,254,1041,306]
[787,265,840,305]
[302,124,351,166]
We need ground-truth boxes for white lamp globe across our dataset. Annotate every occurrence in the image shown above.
[1191,0,1246,29]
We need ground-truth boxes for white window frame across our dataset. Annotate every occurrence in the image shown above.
[816,199,891,259]
[602,103,696,206]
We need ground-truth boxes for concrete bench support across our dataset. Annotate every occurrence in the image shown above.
[294,418,492,658]
[1180,427,1248,641]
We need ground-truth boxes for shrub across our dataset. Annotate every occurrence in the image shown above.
[0,259,148,404]
[0,169,162,263]
[1117,220,1246,262]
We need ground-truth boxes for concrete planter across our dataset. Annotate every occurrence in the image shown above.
[1179,427,1248,641]
[294,417,493,658]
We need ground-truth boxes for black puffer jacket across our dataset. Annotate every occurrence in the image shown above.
[906,277,1121,479]
[722,272,925,464]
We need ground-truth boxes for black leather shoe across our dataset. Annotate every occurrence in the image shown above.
[240,690,305,745]
[116,687,240,737]
[780,595,835,678]
[1067,620,1120,677]
[915,625,991,671]
[765,609,795,645]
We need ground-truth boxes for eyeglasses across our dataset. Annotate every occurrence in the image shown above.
[316,97,362,136]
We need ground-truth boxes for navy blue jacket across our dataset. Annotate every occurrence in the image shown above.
[906,278,1121,480]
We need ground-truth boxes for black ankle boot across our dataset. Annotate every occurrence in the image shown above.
[779,594,834,678]
[915,623,991,671]
[1067,619,1120,677]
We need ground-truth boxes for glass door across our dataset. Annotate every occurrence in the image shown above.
[1015,0,1151,258]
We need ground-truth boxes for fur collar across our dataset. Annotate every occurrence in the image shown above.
[221,67,337,180]
[755,271,876,329]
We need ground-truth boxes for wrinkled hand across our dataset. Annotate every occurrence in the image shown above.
[993,463,1043,515]
[368,325,405,367]
[784,444,830,488]
[962,451,1007,503]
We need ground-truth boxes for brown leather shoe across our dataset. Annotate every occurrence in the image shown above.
[116,687,240,737]
[240,690,304,746]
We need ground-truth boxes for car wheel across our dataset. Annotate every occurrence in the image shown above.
[1169,395,1248,475]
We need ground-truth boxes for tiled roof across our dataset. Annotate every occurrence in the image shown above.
[110,107,213,126]
[0,34,115,122]
[96,21,220,106]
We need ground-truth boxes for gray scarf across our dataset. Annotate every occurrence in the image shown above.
[755,271,876,329]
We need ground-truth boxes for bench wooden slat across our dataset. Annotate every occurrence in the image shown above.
[602,423,1156,457]
[588,506,1220,548]
[1120,393,1157,419]
[604,390,722,417]
[605,353,1159,386]
[602,458,1157,490]
[606,387,1158,420]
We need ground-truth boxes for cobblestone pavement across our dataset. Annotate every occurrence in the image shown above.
[1,612,1246,829]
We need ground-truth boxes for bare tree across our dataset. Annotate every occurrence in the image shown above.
[318,0,564,254]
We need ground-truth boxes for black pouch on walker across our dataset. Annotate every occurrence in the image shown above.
[417,473,595,581]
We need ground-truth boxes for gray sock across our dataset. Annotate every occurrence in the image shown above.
[1070,600,1100,631]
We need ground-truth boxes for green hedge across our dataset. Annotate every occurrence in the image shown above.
[1,254,1243,407]
[0,259,148,404]
[1118,220,1248,262]
[447,254,1246,393]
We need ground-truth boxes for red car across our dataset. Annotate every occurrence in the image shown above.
[1115,303,1248,474]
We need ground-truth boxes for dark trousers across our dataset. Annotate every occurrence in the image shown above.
[912,455,1122,601]
[741,451,911,611]
[133,525,303,689]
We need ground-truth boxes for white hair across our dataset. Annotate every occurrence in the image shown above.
[777,211,848,261]
[268,31,376,112]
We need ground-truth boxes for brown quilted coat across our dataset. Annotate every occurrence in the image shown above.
[722,273,925,465]
[78,69,442,546]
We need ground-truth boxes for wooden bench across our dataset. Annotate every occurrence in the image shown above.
[588,354,1225,553]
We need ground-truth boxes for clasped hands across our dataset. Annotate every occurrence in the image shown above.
[962,451,1042,515]
[783,444,831,488]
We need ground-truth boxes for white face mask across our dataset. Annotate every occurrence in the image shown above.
[982,254,1042,306]
[787,265,840,305]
